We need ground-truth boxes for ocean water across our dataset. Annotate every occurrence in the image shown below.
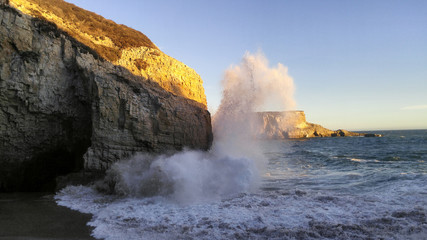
[56,130,427,239]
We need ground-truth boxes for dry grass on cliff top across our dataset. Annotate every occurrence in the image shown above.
[11,0,158,62]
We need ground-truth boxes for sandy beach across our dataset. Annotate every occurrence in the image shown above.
[0,192,95,240]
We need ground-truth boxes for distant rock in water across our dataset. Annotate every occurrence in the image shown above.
[0,0,212,191]
[256,111,379,139]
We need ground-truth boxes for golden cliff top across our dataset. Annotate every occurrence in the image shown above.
[10,0,207,107]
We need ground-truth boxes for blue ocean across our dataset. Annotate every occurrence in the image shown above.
[56,130,427,239]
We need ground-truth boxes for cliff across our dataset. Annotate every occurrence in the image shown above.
[9,0,207,106]
[256,111,368,139]
[0,1,212,191]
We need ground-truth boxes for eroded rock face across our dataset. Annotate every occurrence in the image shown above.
[0,4,212,191]
[10,0,207,106]
[256,111,364,139]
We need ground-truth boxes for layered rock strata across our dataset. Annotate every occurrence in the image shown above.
[256,111,368,139]
[0,2,212,191]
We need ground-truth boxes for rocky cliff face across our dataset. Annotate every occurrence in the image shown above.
[0,2,212,191]
[256,111,365,139]
[10,0,207,106]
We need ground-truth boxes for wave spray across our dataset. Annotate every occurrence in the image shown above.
[99,51,296,203]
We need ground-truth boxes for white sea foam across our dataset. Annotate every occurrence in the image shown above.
[56,177,427,240]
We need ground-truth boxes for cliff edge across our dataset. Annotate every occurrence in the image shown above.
[256,111,376,139]
[0,1,212,191]
[10,0,207,106]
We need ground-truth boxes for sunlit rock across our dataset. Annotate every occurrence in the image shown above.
[256,111,367,139]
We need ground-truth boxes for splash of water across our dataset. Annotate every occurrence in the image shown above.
[98,51,296,203]
[212,51,296,165]
[98,151,255,203]
[216,51,296,115]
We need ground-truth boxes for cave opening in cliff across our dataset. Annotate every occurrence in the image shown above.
[20,146,87,192]
[14,113,93,192]
[4,72,94,192]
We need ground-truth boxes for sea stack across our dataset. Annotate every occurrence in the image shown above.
[0,0,212,191]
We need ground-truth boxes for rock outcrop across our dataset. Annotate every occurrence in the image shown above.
[0,1,212,191]
[256,111,371,139]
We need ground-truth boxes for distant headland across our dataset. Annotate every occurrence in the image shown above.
[255,111,381,139]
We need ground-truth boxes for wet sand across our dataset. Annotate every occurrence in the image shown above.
[0,192,95,240]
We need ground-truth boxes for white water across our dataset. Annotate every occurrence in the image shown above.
[56,175,427,239]
[98,151,257,203]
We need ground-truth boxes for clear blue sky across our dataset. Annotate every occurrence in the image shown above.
[67,0,427,130]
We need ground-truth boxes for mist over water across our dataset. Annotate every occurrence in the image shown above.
[101,51,297,203]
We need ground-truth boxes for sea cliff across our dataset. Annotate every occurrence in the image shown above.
[0,0,212,191]
[10,0,207,106]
